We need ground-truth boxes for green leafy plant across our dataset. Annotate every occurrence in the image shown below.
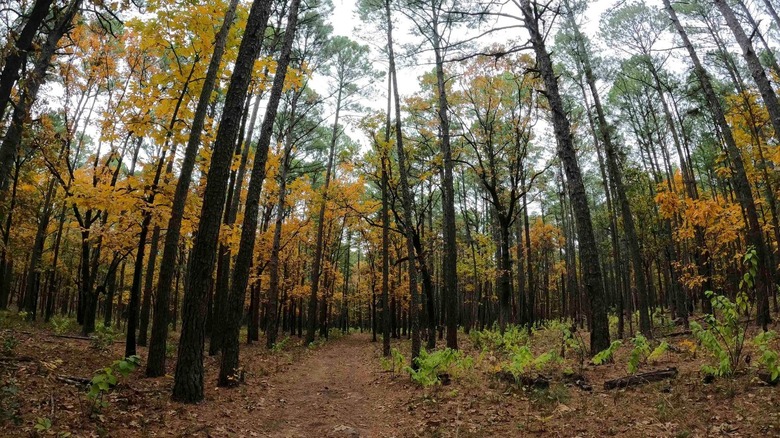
[90,323,117,351]
[625,335,668,372]
[165,342,176,358]
[469,326,528,354]
[689,248,756,378]
[0,378,20,425]
[753,330,780,382]
[503,346,561,382]
[627,334,651,373]
[592,340,622,365]
[34,416,52,433]
[647,341,670,364]
[50,315,72,335]
[406,348,473,387]
[690,293,750,377]
[2,334,18,356]
[87,355,140,411]
[561,324,589,371]
[652,308,673,330]
[380,347,406,376]
[270,336,291,353]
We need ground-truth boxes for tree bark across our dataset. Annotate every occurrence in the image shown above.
[0,0,82,193]
[146,0,240,379]
[563,0,651,335]
[172,0,273,402]
[0,0,55,123]
[385,0,421,361]
[520,0,610,352]
[218,0,299,387]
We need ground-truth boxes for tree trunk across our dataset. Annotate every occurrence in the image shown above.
[520,0,610,352]
[713,0,780,141]
[218,0,299,387]
[0,0,56,123]
[563,0,651,335]
[266,92,299,349]
[171,0,271,402]
[0,0,82,193]
[138,225,160,346]
[431,8,459,350]
[385,0,420,360]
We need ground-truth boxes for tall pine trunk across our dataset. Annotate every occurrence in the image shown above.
[218,0,299,386]
[172,0,273,402]
[520,0,610,352]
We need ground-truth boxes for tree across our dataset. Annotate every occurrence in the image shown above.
[173,0,275,403]
[664,0,773,329]
[519,0,610,352]
[218,0,301,387]
[306,35,377,343]
[145,0,240,377]
[561,0,651,335]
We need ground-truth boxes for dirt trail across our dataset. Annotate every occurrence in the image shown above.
[214,334,413,437]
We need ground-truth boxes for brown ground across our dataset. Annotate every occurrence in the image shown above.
[2,315,780,437]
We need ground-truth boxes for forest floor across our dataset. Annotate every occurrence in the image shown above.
[2,312,780,437]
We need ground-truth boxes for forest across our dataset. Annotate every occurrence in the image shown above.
[1,0,780,435]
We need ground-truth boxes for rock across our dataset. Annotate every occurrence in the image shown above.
[331,424,361,437]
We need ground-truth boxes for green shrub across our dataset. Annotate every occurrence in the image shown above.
[2,334,18,356]
[627,334,651,373]
[50,315,72,335]
[165,342,176,359]
[380,347,406,376]
[91,323,117,351]
[406,348,473,387]
[691,291,749,378]
[270,336,291,353]
[753,330,780,382]
[88,355,141,411]
[561,324,589,370]
[469,326,528,354]
[647,341,670,364]
[34,416,52,433]
[0,378,20,425]
[503,345,561,381]
[592,340,622,365]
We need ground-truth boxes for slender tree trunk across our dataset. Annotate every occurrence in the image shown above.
[23,177,56,319]
[430,9,459,350]
[0,0,82,193]
[218,0,299,387]
[0,0,56,122]
[385,0,420,360]
[713,0,780,139]
[138,225,160,346]
[125,151,167,357]
[520,0,610,352]
[171,0,271,401]
[564,0,651,334]
[266,92,299,349]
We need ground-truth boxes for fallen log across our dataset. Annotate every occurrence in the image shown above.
[604,367,678,390]
[56,375,91,387]
[50,333,124,344]
[0,355,35,362]
[53,334,93,341]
